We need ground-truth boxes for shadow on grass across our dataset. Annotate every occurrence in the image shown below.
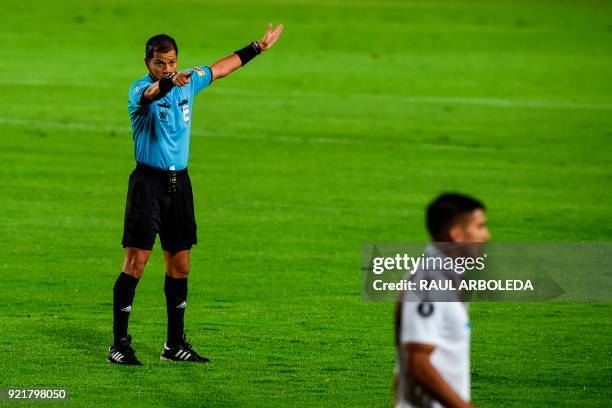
[37,318,237,407]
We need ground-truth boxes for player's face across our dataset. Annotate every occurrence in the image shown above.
[145,50,178,81]
[450,209,490,243]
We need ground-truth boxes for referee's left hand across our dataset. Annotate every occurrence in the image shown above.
[259,23,284,51]
[172,71,192,87]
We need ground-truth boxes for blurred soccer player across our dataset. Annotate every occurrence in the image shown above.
[108,24,284,365]
[394,193,490,407]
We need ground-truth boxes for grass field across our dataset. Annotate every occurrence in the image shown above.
[1,0,611,406]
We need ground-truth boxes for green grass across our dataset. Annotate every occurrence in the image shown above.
[1,0,611,406]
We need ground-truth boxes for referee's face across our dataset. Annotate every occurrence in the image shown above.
[145,50,178,81]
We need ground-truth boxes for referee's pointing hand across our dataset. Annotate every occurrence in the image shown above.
[172,71,192,87]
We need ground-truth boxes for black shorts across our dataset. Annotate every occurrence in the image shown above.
[122,163,197,252]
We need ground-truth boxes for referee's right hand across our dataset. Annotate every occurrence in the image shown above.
[172,71,192,87]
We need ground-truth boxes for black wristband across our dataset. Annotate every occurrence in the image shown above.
[234,41,262,66]
[158,72,176,97]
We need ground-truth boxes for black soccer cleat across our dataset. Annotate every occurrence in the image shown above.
[107,335,142,366]
[160,337,210,363]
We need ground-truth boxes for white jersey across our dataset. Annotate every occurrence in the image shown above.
[395,245,471,408]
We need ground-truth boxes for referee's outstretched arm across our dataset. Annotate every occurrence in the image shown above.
[141,23,283,103]
[210,23,284,80]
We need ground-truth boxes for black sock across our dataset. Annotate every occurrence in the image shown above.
[164,275,188,347]
[113,272,139,344]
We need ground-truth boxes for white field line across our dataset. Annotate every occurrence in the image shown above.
[0,116,357,145]
[401,96,612,110]
[4,79,612,111]
[215,88,612,111]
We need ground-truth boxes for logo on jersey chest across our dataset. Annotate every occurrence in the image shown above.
[417,302,434,317]
[156,99,189,123]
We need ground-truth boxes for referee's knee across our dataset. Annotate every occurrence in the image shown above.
[123,251,150,279]
[124,261,146,279]
[166,265,190,279]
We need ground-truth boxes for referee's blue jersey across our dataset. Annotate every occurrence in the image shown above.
[128,66,213,171]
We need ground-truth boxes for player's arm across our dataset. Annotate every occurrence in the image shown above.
[210,23,284,81]
[140,71,193,103]
[405,343,475,408]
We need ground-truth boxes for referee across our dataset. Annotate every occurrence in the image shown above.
[108,24,284,365]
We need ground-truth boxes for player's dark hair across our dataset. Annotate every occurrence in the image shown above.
[426,193,485,241]
[145,34,178,60]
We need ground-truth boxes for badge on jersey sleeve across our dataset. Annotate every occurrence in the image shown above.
[192,67,206,76]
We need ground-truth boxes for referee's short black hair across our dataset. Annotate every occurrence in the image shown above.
[145,34,178,60]
[426,193,485,241]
